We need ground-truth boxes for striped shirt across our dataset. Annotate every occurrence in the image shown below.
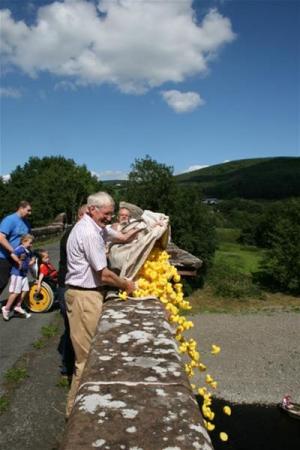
[65,213,107,288]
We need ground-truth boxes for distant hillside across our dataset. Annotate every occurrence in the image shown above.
[175,157,300,200]
[102,179,127,186]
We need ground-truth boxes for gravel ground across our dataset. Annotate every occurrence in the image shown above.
[186,312,300,405]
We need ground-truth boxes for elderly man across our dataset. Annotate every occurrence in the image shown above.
[111,207,131,231]
[0,200,32,295]
[65,192,135,417]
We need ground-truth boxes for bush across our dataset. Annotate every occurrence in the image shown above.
[181,274,204,297]
[208,260,262,299]
[259,199,300,293]
[216,227,240,244]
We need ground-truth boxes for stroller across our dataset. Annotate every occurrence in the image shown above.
[25,250,57,313]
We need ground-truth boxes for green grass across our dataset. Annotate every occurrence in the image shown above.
[32,338,46,349]
[41,324,59,338]
[0,395,10,414]
[215,227,264,275]
[215,242,264,274]
[188,287,300,314]
[56,377,70,388]
[210,228,265,299]
[32,322,60,349]
[4,367,29,383]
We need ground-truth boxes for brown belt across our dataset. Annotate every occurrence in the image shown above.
[67,285,104,292]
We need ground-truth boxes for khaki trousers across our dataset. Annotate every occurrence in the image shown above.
[65,288,103,417]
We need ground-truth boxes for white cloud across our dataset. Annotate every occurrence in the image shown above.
[1,174,11,182]
[161,90,205,113]
[92,169,128,180]
[54,80,78,91]
[176,164,209,175]
[0,87,22,98]
[0,0,236,93]
[186,164,209,172]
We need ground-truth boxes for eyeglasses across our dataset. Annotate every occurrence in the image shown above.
[93,206,114,217]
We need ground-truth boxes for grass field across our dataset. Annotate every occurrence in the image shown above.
[214,227,265,274]
[187,288,300,315]
[215,241,264,274]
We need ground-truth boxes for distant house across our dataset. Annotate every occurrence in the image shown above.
[203,197,219,205]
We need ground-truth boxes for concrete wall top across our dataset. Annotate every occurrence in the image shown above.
[60,297,213,450]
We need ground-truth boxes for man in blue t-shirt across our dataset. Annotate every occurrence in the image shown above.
[0,200,32,295]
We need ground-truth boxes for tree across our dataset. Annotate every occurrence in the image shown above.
[127,156,216,268]
[170,185,216,268]
[0,177,8,218]
[126,155,177,214]
[260,199,300,293]
[1,156,103,226]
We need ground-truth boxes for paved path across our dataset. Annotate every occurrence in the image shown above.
[186,312,300,405]
[0,241,60,391]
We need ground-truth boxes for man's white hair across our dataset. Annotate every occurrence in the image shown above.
[87,192,114,209]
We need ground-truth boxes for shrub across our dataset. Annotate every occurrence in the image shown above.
[208,260,262,299]
[259,199,300,293]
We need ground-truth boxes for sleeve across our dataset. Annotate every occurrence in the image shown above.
[82,232,107,272]
[0,215,13,236]
[24,219,31,233]
[39,264,48,276]
[13,246,23,257]
[106,226,119,240]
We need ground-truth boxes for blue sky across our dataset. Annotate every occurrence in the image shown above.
[0,0,299,180]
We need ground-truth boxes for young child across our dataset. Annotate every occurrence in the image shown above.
[36,249,58,293]
[2,234,35,321]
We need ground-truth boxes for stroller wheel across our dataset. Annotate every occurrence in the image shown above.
[26,282,54,312]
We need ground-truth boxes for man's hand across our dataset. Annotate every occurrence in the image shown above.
[100,267,136,294]
[124,279,136,295]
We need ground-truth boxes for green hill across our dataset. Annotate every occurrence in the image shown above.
[175,157,300,200]
[102,180,127,186]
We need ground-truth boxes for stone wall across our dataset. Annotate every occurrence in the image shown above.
[32,224,65,239]
[60,296,213,450]
[31,212,68,240]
